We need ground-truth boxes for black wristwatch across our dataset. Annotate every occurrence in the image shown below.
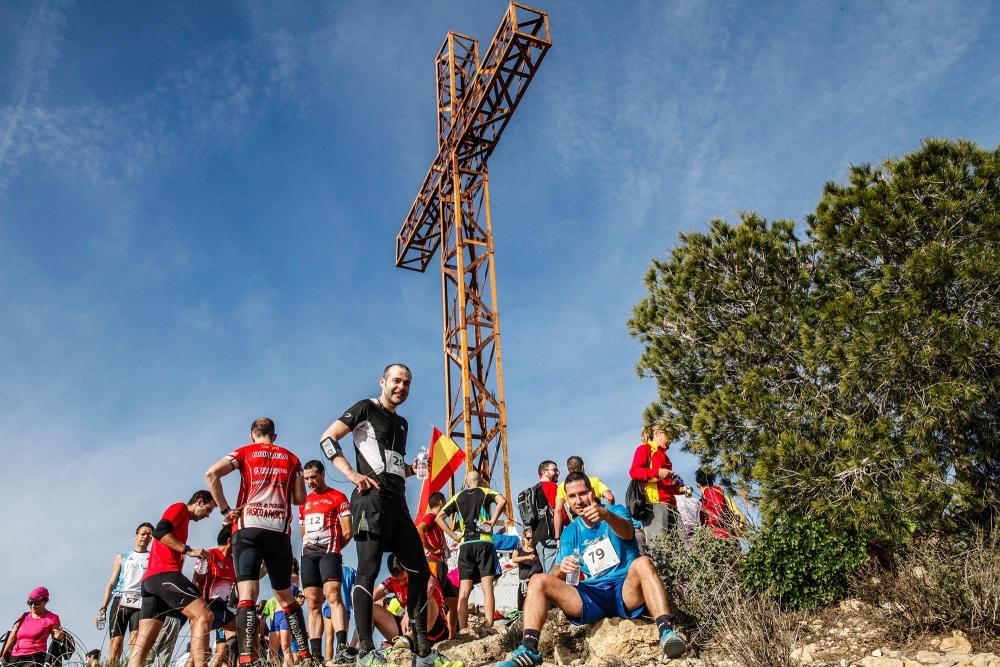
[183,544,192,554]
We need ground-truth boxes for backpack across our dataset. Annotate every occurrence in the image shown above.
[0,613,28,661]
[516,483,552,533]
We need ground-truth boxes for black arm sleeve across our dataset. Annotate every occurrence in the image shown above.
[153,519,174,540]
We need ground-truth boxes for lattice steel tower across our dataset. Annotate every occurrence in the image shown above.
[395,3,551,505]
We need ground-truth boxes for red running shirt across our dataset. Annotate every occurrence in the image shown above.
[146,502,190,578]
[416,511,446,559]
[379,575,445,612]
[298,487,351,555]
[201,547,237,600]
[227,442,303,535]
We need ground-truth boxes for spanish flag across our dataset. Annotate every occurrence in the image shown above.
[416,427,466,517]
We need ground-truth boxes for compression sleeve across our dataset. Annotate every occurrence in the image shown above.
[153,519,174,540]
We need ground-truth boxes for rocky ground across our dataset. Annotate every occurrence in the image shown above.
[396,600,1000,667]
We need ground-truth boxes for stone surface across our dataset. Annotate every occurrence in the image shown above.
[858,657,904,667]
[940,635,974,655]
[585,617,659,663]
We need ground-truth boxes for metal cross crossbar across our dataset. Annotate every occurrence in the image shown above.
[395,3,551,506]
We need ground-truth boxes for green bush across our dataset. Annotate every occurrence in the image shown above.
[742,515,865,610]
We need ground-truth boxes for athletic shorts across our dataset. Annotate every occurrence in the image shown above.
[140,572,201,621]
[429,558,459,598]
[566,576,645,626]
[427,612,448,643]
[301,552,343,588]
[208,598,235,631]
[457,542,498,583]
[232,527,294,591]
[270,610,289,632]
[108,594,141,638]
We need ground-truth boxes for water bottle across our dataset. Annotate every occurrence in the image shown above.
[194,557,209,575]
[415,447,430,480]
[565,549,582,587]
[96,610,106,631]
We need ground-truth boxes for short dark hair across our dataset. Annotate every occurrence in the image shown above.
[429,491,446,508]
[382,363,412,378]
[566,456,584,472]
[189,489,214,505]
[136,522,154,533]
[217,523,233,546]
[696,468,715,487]
[304,459,325,474]
[563,471,592,492]
[388,555,404,576]
[291,557,299,575]
[250,417,276,438]
[538,460,556,476]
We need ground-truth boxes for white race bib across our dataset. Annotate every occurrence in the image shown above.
[583,536,620,577]
[120,591,141,609]
[384,450,406,477]
[304,513,325,535]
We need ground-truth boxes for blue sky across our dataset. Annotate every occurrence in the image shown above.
[2,0,999,653]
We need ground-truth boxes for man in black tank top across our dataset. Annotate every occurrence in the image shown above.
[319,364,463,667]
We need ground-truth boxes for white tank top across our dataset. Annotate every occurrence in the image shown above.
[114,550,150,595]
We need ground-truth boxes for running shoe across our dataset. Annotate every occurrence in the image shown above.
[411,649,464,667]
[494,645,543,667]
[659,628,686,659]
[356,648,392,667]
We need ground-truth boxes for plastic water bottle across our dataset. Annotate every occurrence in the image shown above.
[96,610,106,631]
[194,557,209,575]
[415,447,430,480]
[565,549,582,587]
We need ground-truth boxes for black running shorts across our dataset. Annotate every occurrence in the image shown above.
[300,552,343,589]
[108,595,141,637]
[457,541,498,583]
[232,527,294,591]
[140,572,201,621]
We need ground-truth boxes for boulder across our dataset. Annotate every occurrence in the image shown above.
[585,617,661,663]
[858,658,903,667]
[939,635,974,655]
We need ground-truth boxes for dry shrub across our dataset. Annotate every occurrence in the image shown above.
[705,585,799,667]
[853,529,1000,638]
[647,526,797,666]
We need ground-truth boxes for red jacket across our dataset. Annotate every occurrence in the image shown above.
[629,442,681,505]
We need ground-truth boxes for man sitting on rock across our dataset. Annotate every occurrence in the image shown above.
[495,472,686,667]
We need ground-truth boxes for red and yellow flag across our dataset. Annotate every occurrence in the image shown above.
[416,427,466,517]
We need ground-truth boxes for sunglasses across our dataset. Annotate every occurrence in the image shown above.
[27,599,45,606]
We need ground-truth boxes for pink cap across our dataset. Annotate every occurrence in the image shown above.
[28,586,49,601]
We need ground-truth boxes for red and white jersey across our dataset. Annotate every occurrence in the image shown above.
[200,547,237,601]
[299,487,351,555]
[227,442,303,534]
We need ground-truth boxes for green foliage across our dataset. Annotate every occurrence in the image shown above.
[742,515,866,610]
[629,139,1000,540]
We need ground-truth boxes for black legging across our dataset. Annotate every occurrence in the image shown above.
[8,652,47,667]
[352,514,431,656]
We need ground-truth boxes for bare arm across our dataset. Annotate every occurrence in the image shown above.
[99,553,123,611]
[338,514,353,549]
[292,474,307,506]
[488,495,507,527]
[579,504,634,541]
[321,420,379,492]
[159,530,207,560]
[435,512,460,543]
[603,490,615,504]
[205,457,239,523]
[553,499,565,540]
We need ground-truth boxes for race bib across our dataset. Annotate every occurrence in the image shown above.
[384,450,405,477]
[304,513,325,535]
[583,536,620,577]
[120,591,141,609]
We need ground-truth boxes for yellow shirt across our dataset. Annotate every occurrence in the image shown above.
[556,475,611,503]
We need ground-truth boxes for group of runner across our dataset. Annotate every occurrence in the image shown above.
[35,360,692,667]
[87,363,460,667]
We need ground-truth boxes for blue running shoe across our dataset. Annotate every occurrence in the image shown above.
[659,628,686,659]
[495,645,543,667]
